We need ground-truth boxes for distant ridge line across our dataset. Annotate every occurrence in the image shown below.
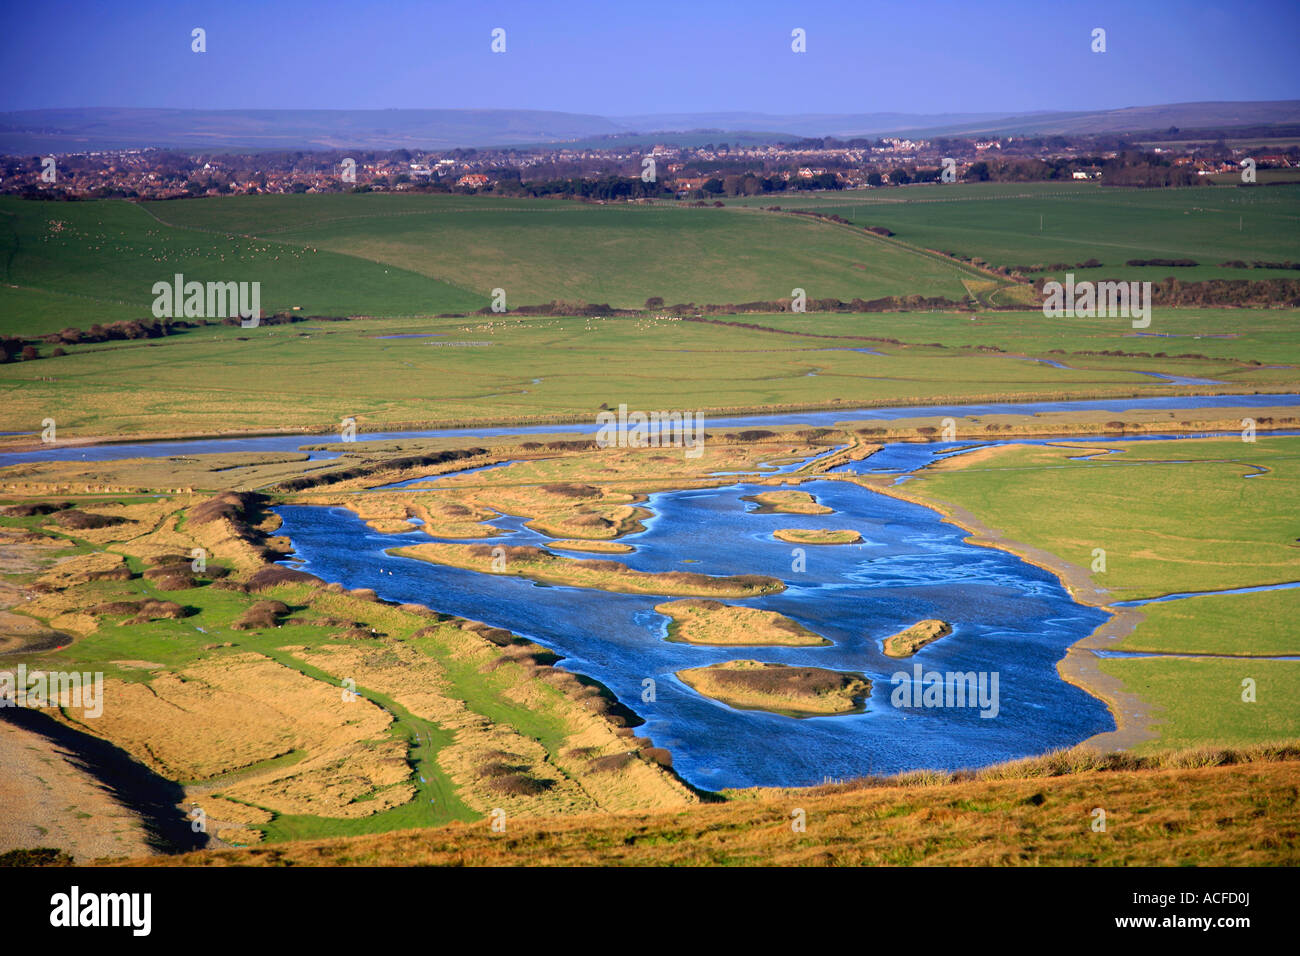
[2,101,1298,153]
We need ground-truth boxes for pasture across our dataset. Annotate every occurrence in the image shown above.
[2,309,1297,441]
[902,435,1300,751]
[729,181,1300,284]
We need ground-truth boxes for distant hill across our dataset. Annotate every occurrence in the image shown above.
[0,107,623,153]
[609,110,1025,138]
[3,101,1299,153]
[615,102,1300,140]
[885,100,1300,139]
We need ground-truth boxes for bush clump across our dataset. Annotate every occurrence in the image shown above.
[51,510,126,530]
[245,565,323,591]
[232,600,290,630]
[486,773,555,797]
[0,848,72,867]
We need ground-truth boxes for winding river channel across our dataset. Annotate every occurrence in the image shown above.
[7,394,1297,789]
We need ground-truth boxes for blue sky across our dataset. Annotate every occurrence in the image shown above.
[3,0,1297,115]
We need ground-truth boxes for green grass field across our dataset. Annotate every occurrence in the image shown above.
[0,192,982,337]
[913,436,1300,600]
[1116,587,1300,657]
[3,184,1296,333]
[5,186,1298,342]
[1098,657,1300,752]
[2,308,1296,440]
[728,181,1300,283]
[0,197,488,336]
[139,192,978,307]
[903,435,1300,751]
[747,308,1300,371]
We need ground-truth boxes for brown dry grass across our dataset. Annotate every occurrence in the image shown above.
[394,542,785,597]
[847,406,1300,445]
[0,452,321,495]
[882,619,953,658]
[772,528,862,545]
[655,599,829,646]
[400,438,837,542]
[58,652,412,818]
[742,490,833,515]
[124,744,1300,867]
[310,492,502,538]
[291,618,695,816]
[545,539,635,554]
[678,660,871,717]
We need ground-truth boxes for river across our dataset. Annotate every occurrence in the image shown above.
[8,395,1295,789]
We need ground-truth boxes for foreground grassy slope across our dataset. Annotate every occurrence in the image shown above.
[127,744,1300,866]
[730,181,1300,284]
[141,193,974,307]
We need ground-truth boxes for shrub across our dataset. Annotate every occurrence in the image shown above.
[640,747,673,767]
[486,773,554,796]
[588,753,635,773]
[1,502,72,516]
[147,572,196,591]
[245,565,322,590]
[0,848,72,867]
[126,600,188,623]
[51,510,125,529]
[232,600,290,630]
[541,482,600,498]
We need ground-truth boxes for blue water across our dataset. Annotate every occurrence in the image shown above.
[1113,580,1300,607]
[828,430,1300,478]
[6,394,1289,788]
[3,393,1296,468]
[1131,371,1225,386]
[1015,356,1224,385]
[273,473,1113,790]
